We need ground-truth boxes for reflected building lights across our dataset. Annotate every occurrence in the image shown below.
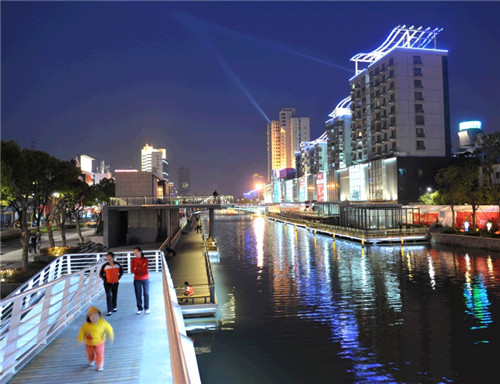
[254,216,265,269]
[427,252,436,290]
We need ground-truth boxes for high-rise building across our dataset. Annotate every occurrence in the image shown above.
[178,167,191,196]
[141,144,168,181]
[290,117,310,168]
[349,26,450,163]
[279,108,295,168]
[267,120,286,180]
[73,154,95,185]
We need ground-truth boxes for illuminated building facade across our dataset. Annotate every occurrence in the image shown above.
[141,144,169,181]
[290,117,310,168]
[334,25,451,203]
[267,120,286,181]
[73,154,95,185]
[458,120,482,148]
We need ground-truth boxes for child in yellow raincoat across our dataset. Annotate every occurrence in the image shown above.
[77,306,114,371]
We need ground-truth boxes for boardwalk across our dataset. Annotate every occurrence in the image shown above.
[8,273,173,384]
[167,227,210,298]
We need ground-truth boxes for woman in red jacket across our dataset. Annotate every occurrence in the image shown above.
[131,247,150,314]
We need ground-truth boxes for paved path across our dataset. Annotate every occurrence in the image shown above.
[0,228,95,269]
[8,273,173,384]
[167,225,210,298]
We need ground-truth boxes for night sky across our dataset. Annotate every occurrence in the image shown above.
[2,1,499,196]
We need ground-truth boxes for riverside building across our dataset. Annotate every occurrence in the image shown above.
[267,25,452,205]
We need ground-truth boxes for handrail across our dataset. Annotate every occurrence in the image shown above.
[267,213,428,239]
[201,235,216,304]
[161,254,201,384]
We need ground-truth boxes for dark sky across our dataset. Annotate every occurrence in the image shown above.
[2,1,499,196]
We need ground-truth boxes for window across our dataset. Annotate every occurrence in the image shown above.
[392,142,397,149]
[415,104,424,113]
[381,64,386,71]
[413,55,422,65]
[391,130,396,138]
[390,93,395,102]
[416,140,425,150]
[399,168,406,176]
[390,106,396,114]
[390,117,396,126]
[389,58,394,66]
[416,128,425,137]
[413,67,423,76]
[389,70,394,78]
[415,115,425,125]
[415,91,423,100]
[414,79,423,88]
[417,169,423,177]
[390,81,395,89]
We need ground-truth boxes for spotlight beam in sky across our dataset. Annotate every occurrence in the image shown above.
[174,12,354,73]
[176,12,271,123]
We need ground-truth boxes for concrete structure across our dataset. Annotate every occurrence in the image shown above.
[114,170,162,199]
[141,144,168,181]
[178,167,191,196]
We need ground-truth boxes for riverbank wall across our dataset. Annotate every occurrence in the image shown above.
[431,233,500,252]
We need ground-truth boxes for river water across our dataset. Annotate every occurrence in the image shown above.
[192,214,500,383]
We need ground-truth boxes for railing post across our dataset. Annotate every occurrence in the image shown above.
[37,284,56,346]
[67,255,72,274]
[3,296,23,374]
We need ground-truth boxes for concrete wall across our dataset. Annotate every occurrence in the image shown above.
[104,207,122,248]
[115,172,158,198]
[127,209,158,244]
[431,233,500,252]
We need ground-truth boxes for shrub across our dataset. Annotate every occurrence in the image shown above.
[39,246,79,257]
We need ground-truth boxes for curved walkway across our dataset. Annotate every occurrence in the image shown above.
[8,273,172,384]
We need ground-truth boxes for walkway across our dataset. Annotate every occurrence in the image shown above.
[167,226,210,298]
[8,273,173,384]
[0,228,96,269]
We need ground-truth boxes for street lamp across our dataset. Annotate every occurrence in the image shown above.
[427,187,432,193]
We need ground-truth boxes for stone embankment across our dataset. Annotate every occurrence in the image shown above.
[431,233,500,252]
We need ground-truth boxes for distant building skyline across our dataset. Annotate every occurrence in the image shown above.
[141,144,168,181]
[178,167,191,196]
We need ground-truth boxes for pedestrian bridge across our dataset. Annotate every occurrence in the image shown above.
[0,252,201,384]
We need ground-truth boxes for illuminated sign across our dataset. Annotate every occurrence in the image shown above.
[459,121,482,131]
[316,173,326,202]
[299,177,306,202]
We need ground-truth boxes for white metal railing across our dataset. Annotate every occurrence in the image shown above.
[161,253,201,384]
[0,250,200,384]
[0,262,103,383]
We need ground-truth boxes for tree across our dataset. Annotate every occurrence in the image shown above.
[476,132,500,226]
[418,191,443,205]
[435,165,463,228]
[1,141,55,270]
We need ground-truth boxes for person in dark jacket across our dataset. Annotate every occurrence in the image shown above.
[99,252,124,316]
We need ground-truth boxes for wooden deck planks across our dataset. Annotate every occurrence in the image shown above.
[8,273,172,384]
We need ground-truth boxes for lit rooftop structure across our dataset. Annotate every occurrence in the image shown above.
[350,25,444,74]
[326,96,352,124]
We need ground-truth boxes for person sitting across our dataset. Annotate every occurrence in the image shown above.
[182,281,194,303]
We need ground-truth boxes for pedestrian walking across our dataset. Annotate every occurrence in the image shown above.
[77,306,114,372]
[99,252,124,316]
[35,230,41,250]
[30,234,37,253]
[131,247,150,315]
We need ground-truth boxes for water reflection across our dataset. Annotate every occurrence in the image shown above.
[197,215,500,384]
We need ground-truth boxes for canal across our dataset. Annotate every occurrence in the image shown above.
[193,214,500,383]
